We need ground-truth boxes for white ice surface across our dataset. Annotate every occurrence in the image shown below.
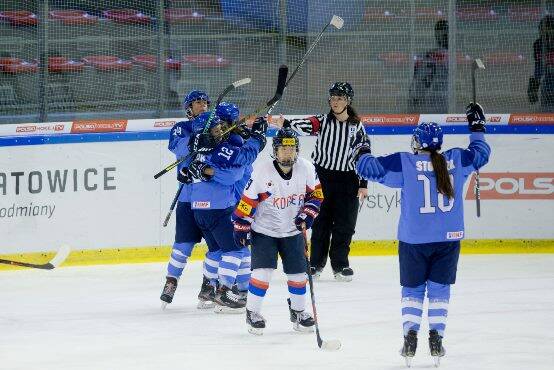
[1,255,553,370]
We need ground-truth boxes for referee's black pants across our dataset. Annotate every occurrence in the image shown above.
[310,167,359,272]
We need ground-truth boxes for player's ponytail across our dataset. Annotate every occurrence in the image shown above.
[346,105,361,124]
[430,150,454,199]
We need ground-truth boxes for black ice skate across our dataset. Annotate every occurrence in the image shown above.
[309,266,322,280]
[160,276,178,310]
[400,330,418,368]
[214,285,246,314]
[287,298,315,332]
[246,309,266,335]
[429,330,446,367]
[333,267,353,282]
[197,276,216,309]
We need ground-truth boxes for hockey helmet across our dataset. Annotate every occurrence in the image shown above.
[412,122,443,152]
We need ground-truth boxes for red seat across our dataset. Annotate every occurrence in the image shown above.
[165,8,205,23]
[48,57,85,73]
[49,10,98,25]
[457,7,499,21]
[0,57,38,73]
[508,6,542,22]
[132,55,182,70]
[485,52,526,65]
[82,55,133,71]
[0,10,38,26]
[364,8,396,21]
[103,9,151,24]
[183,54,231,68]
[415,8,445,20]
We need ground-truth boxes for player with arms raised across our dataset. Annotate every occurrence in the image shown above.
[351,103,491,367]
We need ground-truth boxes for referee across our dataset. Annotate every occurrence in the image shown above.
[277,82,369,282]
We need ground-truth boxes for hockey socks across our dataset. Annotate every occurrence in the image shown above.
[427,280,450,337]
[287,273,307,312]
[166,242,194,278]
[236,247,251,292]
[246,268,272,313]
[401,284,425,335]
[219,251,243,288]
[203,250,221,286]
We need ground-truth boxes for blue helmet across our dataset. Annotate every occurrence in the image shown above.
[412,122,443,151]
[216,102,240,123]
[191,111,222,134]
[183,90,210,118]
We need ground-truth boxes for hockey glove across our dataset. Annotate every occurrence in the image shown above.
[188,132,216,154]
[250,116,268,150]
[187,160,213,182]
[351,131,372,162]
[178,167,193,184]
[527,77,540,104]
[466,102,486,132]
[233,219,252,247]
[294,205,318,231]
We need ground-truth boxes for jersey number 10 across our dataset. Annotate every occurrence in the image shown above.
[417,174,454,214]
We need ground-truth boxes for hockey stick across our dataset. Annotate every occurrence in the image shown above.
[268,15,344,115]
[162,183,183,227]
[0,244,71,270]
[301,227,342,351]
[471,58,485,218]
[153,78,252,179]
[219,64,289,137]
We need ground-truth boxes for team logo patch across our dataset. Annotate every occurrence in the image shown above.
[446,231,464,240]
[237,200,252,214]
[193,201,211,209]
[313,188,323,198]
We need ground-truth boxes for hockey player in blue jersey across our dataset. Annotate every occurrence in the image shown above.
[182,110,269,312]
[351,102,491,367]
[160,90,211,309]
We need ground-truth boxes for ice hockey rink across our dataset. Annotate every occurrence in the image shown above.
[1,254,552,370]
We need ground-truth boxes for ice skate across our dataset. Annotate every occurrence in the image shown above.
[246,309,266,335]
[197,276,216,309]
[400,330,418,367]
[333,267,353,282]
[309,266,322,280]
[287,298,314,332]
[160,276,178,310]
[214,285,246,314]
[429,330,445,367]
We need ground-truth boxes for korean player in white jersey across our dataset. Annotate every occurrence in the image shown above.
[232,127,324,335]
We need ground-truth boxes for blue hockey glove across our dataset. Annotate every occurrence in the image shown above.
[294,205,318,231]
[466,102,486,132]
[233,219,251,247]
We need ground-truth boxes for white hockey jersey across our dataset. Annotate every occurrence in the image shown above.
[234,157,323,238]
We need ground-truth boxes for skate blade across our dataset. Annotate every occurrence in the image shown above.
[197,300,215,309]
[248,327,264,336]
[161,302,168,310]
[320,339,341,351]
[293,323,314,333]
[214,305,245,314]
[432,356,441,367]
[404,356,413,368]
[333,274,352,282]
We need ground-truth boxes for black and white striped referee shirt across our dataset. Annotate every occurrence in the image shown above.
[286,114,367,171]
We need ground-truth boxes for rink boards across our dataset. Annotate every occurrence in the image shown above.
[0,117,553,268]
